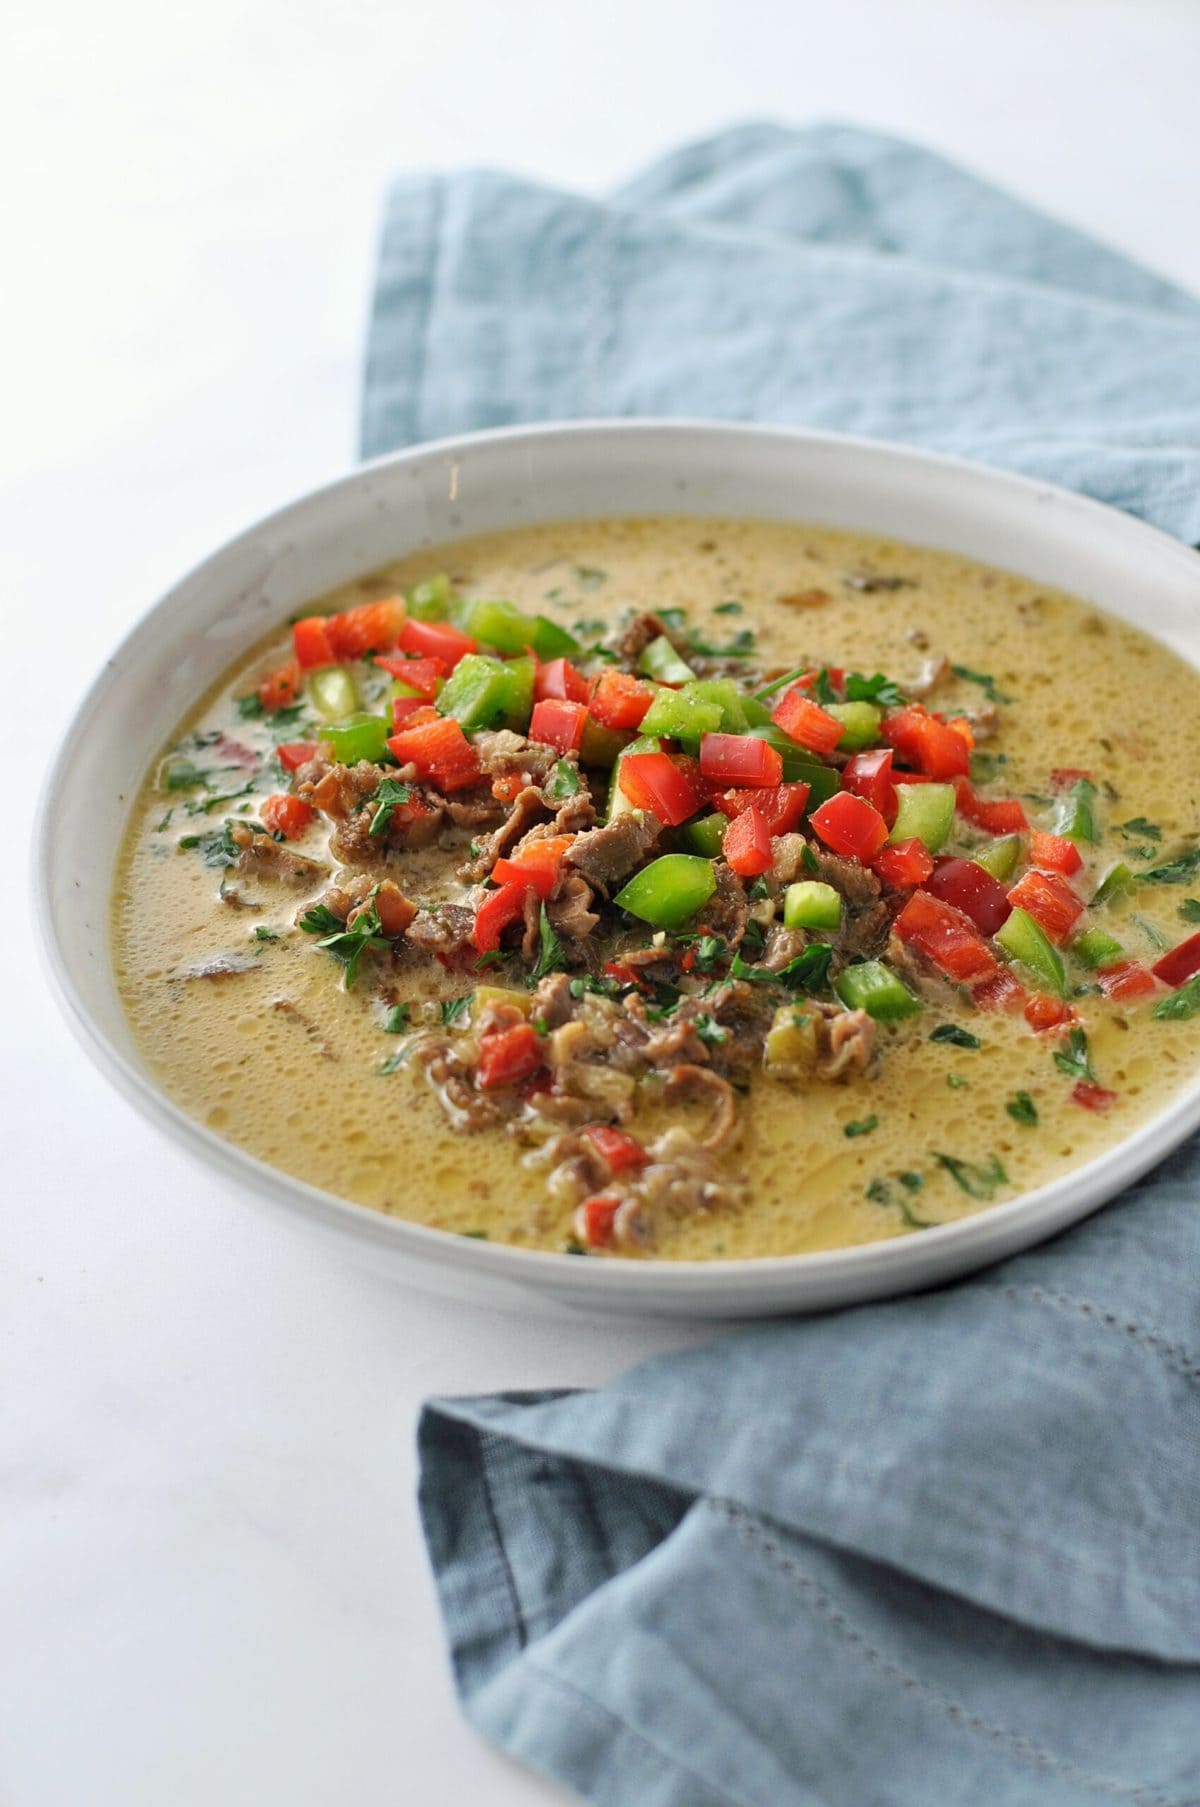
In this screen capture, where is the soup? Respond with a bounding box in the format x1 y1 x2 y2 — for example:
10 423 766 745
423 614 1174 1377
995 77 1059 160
112 517 1200 1259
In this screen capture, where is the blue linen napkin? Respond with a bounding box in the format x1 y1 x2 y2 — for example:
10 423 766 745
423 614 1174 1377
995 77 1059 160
365 125 1200 1806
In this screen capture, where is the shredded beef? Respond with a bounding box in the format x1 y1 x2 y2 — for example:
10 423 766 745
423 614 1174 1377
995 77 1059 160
457 786 549 881
474 729 560 785
565 811 661 888
809 1000 876 1079
442 789 506 830
697 862 750 947
230 822 326 885
548 872 600 940
760 924 809 972
530 972 575 1031
407 903 476 963
608 610 676 663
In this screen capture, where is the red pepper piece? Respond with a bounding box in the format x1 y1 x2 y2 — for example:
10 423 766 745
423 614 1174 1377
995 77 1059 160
1151 932 1200 990
1097 960 1161 1001
715 781 810 836
618 751 702 826
260 794 315 840
387 717 481 792
1007 869 1084 945
926 856 1011 936
972 967 1027 1012
1028 831 1083 876
1051 768 1094 790
953 777 1029 835
699 733 783 788
1024 993 1079 1034
723 805 774 877
276 740 319 773
492 834 575 899
894 889 997 982
794 666 845 695
397 616 477 669
588 668 655 730
1072 1081 1118 1112
883 704 971 779
292 616 336 670
529 698 588 754
873 837 934 890
582 1125 648 1172
391 695 426 728
327 597 406 660
257 658 302 712
473 882 531 954
535 657 591 704
841 747 897 824
574 1194 621 1248
770 688 844 756
810 791 889 861
374 654 447 700
476 1022 544 1090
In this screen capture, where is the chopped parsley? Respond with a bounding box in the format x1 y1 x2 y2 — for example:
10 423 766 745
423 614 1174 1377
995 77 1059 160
299 894 390 988
252 926 280 943
575 566 607 590
810 667 838 705
713 600 743 615
1143 846 1200 886
154 808 174 832
177 821 241 869
930 1024 981 1049
693 1013 728 1046
946 1074 968 1089
383 1003 412 1033
568 973 623 1000
378 1048 412 1075
951 664 1013 705
731 943 832 994
801 843 820 876
844 670 906 707
440 994 473 1026
1153 974 1200 1021
182 779 255 816
546 759 583 800
235 693 265 719
1052 1027 1096 1084
1117 816 1163 845
934 1152 1008 1199
1006 1090 1039 1126
368 778 413 838
572 617 606 638
844 1115 878 1138
530 905 567 982
1179 899 1200 923
1133 915 1168 951
160 757 212 791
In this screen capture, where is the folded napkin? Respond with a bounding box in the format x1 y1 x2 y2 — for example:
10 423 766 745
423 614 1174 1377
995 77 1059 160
365 125 1200 1806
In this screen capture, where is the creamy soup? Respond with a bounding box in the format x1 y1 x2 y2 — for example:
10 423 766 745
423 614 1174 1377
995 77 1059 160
113 517 1200 1259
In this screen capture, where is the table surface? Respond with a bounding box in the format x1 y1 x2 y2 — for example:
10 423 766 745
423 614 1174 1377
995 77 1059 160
5 2 1199 1801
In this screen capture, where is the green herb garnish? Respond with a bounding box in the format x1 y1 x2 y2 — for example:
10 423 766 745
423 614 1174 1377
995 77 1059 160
845 671 906 707
253 926 280 943
934 1152 1008 1199
177 820 241 868
951 664 1012 705
1006 1091 1039 1126
1179 899 1200 923
1153 974 1200 1021
713 600 743 615
300 894 390 988
694 1013 728 1046
440 993 473 1026
530 905 567 982
1052 1027 1096 1084
546 759 583 800
1143 847 1200 886
844 1115 878 1138
368 778 413 838
930 1024 981 1049
383 1003 412 1033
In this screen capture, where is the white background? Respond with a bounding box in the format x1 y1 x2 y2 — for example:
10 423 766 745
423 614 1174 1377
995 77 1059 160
4 3 1199 1802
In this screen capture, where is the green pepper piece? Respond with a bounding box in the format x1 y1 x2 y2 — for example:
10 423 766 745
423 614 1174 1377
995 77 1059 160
740 695 774 728
996 906 1066 995
681 679 750 733
973 834 1024 882
827 701 883 750
639 688 723 742
615 855 717 930
784 881 843 932
835 961 922 1020
580 716 631 768
1073 927 1125 970
320 712 391 765
495 655 535 732
605 736 662 823
309 666 360 722
436 654 515 732
1092 861 1136 906
889 782 956 853
637 635 696 686
408 573 454 620
742 726 840 803
458 597 579 660
679 812 727 858
1055 778 1099 844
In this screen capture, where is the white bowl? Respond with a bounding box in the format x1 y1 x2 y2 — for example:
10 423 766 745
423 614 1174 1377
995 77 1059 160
36 421 1200 1317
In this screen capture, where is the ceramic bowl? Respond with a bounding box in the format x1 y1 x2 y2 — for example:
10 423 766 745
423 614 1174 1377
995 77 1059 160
35 421 1200 1316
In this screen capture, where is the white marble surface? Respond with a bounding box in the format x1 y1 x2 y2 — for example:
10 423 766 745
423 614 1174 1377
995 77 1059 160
4 2 1199 1801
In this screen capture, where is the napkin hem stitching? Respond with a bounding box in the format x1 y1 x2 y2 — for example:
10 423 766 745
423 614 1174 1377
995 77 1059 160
1002 1286 1200 1385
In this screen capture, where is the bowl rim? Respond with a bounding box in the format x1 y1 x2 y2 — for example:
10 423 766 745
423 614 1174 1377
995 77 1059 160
34 416 1200 1303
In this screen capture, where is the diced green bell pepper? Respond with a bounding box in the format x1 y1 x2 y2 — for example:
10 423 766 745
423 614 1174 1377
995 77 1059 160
580 716 631 768
458 597 579 660
972 834 1024 881
681 678 750 733
408 573 454 620
605 736 662 823
1073 926 1125 969
679 812 727 858
309 666 359 721
784 881 842 932
614 854 717 930
740 695 774 728
827 701 882 750
436 653 516 732
743 726 839 802
889 781 956 852
1055 777 1098 844
996 906 1066 995
388 677 424 703
495 655 535 732
1092 861 1136 906
639 688 723 742
835 961 922 1020
637 635 696 686
320 712 391 765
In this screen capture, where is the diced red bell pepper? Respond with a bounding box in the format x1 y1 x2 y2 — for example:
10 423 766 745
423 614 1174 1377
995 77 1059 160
1051 768 1094 790
292 616 336 670
809 791 889 861
257 658 301 712
491 834 575 899
883 705 971 779
972 967 1027 1012
588 668 655 730
535 657 591 704
387 717 481 792
723 805 774 878
260 793 316 840
770 688 844 756
472 882 530 954
618 752 702 827
1028 831 1083 876
1006 869 1084 945
582 1125 648 1172
374 654 447 700
476 1022 544 1090
574 1194 621 1248
926 857 1011 936
1072 1081 1118 1112
327 597 406 660
873 837 934 890
1151 932 1200 989
699 733 783 788
276 740 319 773
391 695 426 727
1097 960 1161 1001
397 616 477 669
1024 993 1078 1034
529 698 588 755
603 959 648 990
794 665 845 695
715 781 810 835
841 748 897 824
894 890 998 982
953 777 1029 835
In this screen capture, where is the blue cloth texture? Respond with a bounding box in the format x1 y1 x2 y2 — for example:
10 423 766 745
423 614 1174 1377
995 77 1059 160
364 124 1200 1806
